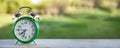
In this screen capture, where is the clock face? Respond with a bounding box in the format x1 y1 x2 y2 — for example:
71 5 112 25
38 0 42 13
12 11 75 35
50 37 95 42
14 19 36 41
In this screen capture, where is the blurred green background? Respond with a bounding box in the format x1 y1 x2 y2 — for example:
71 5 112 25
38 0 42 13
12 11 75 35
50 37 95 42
0 0 120 39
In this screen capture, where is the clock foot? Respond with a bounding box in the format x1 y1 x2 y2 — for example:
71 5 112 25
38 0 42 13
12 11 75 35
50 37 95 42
33 41 37 45
15 40 37 45
15 41 19 45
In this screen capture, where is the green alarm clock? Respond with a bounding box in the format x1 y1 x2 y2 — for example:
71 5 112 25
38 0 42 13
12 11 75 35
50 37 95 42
12 6 40 44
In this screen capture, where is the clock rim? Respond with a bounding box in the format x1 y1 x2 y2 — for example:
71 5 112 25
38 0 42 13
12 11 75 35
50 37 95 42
13 16 40 44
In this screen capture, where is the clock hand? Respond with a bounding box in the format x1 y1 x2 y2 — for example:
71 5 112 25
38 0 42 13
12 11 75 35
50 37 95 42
18 30 24 35
22 32 25 37
20 29 26 37
20 30 25 35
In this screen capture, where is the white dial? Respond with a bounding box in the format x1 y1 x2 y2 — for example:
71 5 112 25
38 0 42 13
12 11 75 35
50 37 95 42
14 20 36 41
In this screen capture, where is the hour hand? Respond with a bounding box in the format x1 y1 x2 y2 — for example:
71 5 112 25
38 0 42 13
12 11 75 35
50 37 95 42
20 31 24 35
19 29 26 35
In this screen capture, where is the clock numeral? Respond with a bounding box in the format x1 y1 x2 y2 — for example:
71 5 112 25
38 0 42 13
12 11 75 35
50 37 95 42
22 36 24 39
31 25 34 27
28 35 31 38
16 29 20 31
32 29 35 31
21 36 27 39
31 33 34 35
24 36 27 39
18 25 21 28
24 21 27 24
29 22 31 25
21 22 24 25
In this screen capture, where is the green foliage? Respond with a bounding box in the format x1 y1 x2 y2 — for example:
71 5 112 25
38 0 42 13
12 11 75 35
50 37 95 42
1 11 120 39
0 0 33 14
0 0 120 39
0 0 119 15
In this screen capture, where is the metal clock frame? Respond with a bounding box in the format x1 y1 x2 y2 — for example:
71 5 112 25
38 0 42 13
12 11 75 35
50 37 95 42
13 16 40 44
